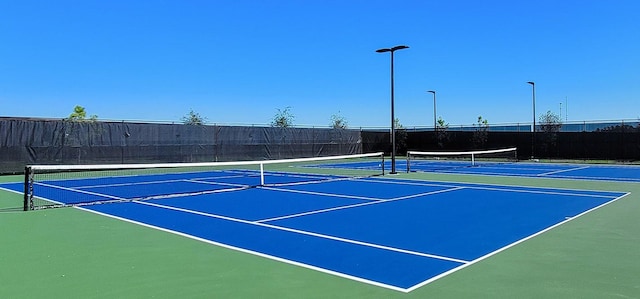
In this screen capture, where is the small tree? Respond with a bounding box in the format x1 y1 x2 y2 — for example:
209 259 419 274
436 117 450 149
539 110 562 133
330 112 348 129
539 110 562 157
271 107 294 128
393 118 408 154
182 109 207 125
63 105 98 147
471 116 489 148
66 105 97 122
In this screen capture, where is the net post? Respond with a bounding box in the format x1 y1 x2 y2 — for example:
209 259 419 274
259 163 265 185
381 154 385 175
406 152 411 173
23 166 32 211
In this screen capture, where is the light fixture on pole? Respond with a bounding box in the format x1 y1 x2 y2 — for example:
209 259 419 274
527 81 536 159
427 90 436 132
376 45 409 174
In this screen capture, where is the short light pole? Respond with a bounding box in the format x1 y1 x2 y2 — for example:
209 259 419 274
376 45 409 174
559 102 562 120
527 81 536 159
427 90 436 131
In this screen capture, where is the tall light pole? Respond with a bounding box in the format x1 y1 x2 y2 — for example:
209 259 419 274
427 90 436 131
527 81 536 159
376 45 409 174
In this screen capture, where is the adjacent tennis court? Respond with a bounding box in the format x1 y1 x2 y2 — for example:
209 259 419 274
1 154 631 292
312 148 640 182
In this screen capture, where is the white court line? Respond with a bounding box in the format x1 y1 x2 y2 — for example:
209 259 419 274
407 162 640 182
463 185 619 199
358 177 622 199
548 174 640 182
74 173 249 189
136 200 470 265
405 191 631 292
76 178 188 189
185 179 248 188
538 165 591 176
37 181 124 200
390 187 466 201
256 186 465 223
17 176 633 292
76 206 409 293
34 180 250 207
259 186 384 201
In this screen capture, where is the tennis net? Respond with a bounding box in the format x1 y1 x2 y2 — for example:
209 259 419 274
23 152 384 210
406 147 518 172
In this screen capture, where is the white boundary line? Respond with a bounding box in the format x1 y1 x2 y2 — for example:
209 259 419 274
538 165 591 176
544 174 640 182
405 191 632 292
3 175 632 292
255 186 464 223
37 181 124 200
75 206 410 293
136 200 469 264
73 173 250 189
358 177 624 199
406 163 640 183
6 182 420 292
259 186 385 201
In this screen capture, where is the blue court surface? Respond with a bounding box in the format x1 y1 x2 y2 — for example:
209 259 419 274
1 171 629 292
314 160 640 182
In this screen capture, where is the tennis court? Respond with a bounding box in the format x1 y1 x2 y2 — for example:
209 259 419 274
0 154 629 292
315 150 640 183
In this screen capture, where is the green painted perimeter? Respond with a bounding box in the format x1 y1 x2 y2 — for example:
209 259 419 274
1 169 639 298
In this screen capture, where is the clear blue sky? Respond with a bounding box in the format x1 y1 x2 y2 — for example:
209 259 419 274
1 0 638 128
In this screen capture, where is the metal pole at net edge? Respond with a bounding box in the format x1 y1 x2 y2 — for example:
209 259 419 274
260 163 265 185
23 166 31 211
406 153 410 173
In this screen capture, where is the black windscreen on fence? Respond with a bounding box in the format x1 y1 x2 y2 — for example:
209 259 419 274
0 118 362 174
361 130 640 162
2 118 639 174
